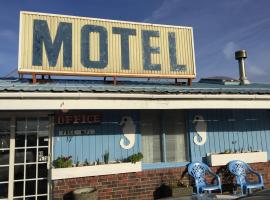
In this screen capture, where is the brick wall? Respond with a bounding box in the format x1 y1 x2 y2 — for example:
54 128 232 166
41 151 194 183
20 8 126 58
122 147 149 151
52 162 270 200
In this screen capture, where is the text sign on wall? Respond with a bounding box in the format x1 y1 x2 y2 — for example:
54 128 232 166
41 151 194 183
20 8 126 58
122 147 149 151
55 113 101 125
19 12 196 78
55 113 101 136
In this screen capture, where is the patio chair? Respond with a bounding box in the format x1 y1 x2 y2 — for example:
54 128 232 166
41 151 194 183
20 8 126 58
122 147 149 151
228 160 264 195
188 162 222 194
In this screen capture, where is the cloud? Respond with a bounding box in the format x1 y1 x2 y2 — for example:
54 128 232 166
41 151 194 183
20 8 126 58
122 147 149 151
248 64 266 76
144 0 182 22
223 41 239 60
0 29 17 42
197 17 270 59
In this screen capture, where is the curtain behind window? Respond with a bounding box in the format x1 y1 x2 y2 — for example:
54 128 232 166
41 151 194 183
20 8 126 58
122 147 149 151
141 110 162 163
163 110 187 162
141 110 187 163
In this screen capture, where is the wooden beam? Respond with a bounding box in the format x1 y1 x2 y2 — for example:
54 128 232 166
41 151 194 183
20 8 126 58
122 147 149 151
113 76 117 86
32 73 36 84
188 78 192 86
18 70 196 79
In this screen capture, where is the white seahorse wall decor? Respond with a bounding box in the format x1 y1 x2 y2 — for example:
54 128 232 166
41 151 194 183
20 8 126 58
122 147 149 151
193 115 207 145
119 116 136 149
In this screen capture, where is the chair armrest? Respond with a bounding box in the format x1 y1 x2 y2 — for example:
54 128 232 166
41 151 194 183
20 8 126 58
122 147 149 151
195 179 200 194
208 171 221 186
216 174 222 187
247 167 264 185
207 168 217 177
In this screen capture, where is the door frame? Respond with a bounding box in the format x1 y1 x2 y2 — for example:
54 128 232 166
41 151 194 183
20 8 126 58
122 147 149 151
0 111 53 200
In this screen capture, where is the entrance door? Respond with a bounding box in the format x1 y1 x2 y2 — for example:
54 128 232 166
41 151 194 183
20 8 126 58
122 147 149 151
0 116 50 200
0 118 10 200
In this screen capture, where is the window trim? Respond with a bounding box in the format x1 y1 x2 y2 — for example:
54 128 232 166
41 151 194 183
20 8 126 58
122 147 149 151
141 110 190 168
142 161 189 170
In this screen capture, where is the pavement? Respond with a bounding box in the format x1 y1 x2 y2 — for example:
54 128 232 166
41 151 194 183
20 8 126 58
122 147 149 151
160 194 241 200
158 188 270 200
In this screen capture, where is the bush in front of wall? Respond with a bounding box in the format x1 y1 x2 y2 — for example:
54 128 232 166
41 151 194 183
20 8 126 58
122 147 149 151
123 152 143 163
53 156 73 168
103 150 109 164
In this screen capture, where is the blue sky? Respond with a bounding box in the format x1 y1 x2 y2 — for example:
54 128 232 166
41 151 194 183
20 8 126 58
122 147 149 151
0 0 270 82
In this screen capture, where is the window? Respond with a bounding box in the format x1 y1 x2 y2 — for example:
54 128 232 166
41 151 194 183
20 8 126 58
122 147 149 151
141 110 187 163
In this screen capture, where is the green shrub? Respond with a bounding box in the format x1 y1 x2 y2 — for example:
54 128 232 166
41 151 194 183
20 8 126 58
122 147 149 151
103 151 109 164
53 156 73 168
123 152 143 163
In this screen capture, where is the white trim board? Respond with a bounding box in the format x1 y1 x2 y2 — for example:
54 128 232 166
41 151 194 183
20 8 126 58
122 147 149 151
207 152 268 166
1 93 270 110
51 162 142 180
1 99 270 110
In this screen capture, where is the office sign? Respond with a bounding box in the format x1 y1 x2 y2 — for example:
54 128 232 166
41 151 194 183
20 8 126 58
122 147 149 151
19 11 196 78
55 113 101 125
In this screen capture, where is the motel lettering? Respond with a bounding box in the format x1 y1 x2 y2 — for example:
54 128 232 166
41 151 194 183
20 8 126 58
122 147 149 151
32 20 185 71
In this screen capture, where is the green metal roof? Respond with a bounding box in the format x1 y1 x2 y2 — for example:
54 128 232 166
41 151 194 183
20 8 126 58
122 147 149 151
1 78 270 95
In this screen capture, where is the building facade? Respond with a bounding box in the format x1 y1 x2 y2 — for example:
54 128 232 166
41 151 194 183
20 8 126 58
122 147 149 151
1 78 270 199
1 11 270 200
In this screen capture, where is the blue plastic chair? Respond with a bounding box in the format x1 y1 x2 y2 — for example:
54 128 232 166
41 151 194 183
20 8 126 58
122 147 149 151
228 160 264 195
188 162 222 194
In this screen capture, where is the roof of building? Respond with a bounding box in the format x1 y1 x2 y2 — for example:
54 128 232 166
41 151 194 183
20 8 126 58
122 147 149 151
1 78 270 95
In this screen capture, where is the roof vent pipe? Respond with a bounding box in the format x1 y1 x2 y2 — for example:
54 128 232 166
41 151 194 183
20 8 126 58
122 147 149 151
235 50 250 85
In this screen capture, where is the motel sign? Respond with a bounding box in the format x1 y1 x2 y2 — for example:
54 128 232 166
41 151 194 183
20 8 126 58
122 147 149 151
19 12 196 79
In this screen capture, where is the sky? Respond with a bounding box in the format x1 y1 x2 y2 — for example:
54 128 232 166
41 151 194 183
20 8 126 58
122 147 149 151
0 0 270 83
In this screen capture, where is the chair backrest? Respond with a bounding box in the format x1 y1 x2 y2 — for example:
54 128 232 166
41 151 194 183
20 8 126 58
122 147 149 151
228 160 248 185
188 162 210 187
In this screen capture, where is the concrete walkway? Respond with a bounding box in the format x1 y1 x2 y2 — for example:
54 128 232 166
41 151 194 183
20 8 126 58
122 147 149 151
160 194 241 200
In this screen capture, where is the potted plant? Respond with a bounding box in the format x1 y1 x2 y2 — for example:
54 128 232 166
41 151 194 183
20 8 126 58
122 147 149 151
53 156 73 168
103 151 109 164
122 152 143 163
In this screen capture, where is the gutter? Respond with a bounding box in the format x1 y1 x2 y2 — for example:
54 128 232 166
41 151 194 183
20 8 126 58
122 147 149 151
1 92 270 110
1 92 270 100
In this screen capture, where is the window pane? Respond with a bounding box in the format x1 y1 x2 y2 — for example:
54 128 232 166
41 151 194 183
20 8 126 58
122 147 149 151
38 180 47 194
27 133 37 147
39 117 49 132
26 164 36 179
0 183 8 198
15 149 25 164
38 148 48 162
164 110 187 162
0 119 10 149
0 150 9 165
16 118 26 132
0 134 10 149
26 180 36 195
16 119 26 147
141 110 162 163
37 196 47 200
38 164 47 178
26 149 36 163
14 181 24 196
0 166 8 182
0 119 10 133
14 165 24 180
27 118 38 132
38 135 48 146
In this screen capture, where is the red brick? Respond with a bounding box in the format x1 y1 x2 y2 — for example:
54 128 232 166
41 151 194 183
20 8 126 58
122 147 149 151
52 161 270 200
